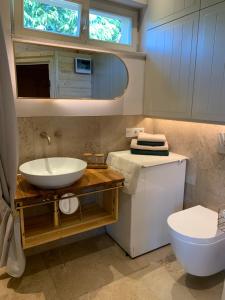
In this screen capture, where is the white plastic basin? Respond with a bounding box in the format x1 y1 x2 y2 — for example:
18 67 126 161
19 157 87 189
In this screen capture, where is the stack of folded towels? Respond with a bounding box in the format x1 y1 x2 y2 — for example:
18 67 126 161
130 133 169 156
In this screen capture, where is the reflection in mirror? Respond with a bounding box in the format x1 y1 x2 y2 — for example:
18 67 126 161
14 42 129 100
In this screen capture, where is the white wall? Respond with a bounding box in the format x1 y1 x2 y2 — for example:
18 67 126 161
0 1 17 98
0 1 145 117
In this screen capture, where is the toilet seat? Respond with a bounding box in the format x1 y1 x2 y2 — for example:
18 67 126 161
167 205 225 245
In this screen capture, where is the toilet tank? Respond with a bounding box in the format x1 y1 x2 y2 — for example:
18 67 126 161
107 153 187 258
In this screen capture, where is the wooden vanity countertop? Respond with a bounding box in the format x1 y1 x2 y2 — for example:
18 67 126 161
15 168 124 204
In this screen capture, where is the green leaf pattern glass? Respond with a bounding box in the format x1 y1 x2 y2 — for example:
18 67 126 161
23 0 81 37
89 13 122 44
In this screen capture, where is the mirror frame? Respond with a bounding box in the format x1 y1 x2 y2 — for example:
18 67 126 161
11 36 146 118
13 40 129 101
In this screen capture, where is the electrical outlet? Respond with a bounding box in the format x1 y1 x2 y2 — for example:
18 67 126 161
126 128 145 138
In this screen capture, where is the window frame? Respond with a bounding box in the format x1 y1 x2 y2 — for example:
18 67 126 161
13 0 139 52
13 0 89 44
89 8 132 46
89 0 138 51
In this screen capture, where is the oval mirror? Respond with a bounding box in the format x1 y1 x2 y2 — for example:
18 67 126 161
14 42 129 100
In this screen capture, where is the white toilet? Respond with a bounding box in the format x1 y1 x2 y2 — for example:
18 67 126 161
167 205 225 276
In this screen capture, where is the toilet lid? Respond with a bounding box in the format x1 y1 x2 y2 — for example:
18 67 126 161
167 205 224 244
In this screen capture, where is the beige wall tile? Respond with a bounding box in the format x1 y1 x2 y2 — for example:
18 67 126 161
99 116 153 154
17 116 153 165
153 118 225 210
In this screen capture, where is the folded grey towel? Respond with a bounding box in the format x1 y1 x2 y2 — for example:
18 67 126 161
137 141 165 147
131 139 169 151
131 148 169 156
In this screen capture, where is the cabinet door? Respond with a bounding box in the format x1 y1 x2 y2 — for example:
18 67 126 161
144 13 199 119
192 2 225 122
201 0 224 9
145 0 200 29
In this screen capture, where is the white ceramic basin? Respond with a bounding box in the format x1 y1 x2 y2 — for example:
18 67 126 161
19 157 87 189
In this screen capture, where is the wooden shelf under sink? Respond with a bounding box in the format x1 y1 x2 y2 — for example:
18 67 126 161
15 168 124 249
23 203 117 249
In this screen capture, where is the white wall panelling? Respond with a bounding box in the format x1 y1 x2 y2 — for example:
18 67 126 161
144 12 199 119
192 2 225 121
142 0 200 30
201 0 225 9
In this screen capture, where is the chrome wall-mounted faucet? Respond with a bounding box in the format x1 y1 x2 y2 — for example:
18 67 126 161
40 132 51 145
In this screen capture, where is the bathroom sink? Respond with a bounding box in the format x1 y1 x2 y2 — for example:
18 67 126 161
19 157 87 189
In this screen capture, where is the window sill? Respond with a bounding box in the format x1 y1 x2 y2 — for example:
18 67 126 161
12 34 146 59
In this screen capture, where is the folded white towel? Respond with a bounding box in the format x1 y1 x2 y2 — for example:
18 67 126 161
138 133 166 143
131 139 169 151
107 150 187 194
106 153 141 195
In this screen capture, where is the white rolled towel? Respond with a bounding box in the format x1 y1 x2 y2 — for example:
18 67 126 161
138 133 166 143
131 139 169 151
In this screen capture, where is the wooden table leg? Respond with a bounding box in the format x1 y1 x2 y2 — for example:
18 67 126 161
113 188 119 220
19 206 26 248
54 201 59 227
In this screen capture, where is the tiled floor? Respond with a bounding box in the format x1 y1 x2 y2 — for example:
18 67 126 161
0 234 224 300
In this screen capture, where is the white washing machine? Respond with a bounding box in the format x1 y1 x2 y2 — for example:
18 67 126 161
106 152 187 258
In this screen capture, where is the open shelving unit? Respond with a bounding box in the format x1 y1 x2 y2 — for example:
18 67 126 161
15 169 124 249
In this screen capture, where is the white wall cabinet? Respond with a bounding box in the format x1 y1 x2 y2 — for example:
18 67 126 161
143 0 200 30
144 13 199 119
201 0 224 9
192 2 225 122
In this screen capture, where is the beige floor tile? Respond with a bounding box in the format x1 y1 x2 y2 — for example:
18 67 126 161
79 275 160 300
174 269 225 300
134 260 225 300
0 234 224 300
134 245 175 273
42 235 150 299
0 254 58 300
